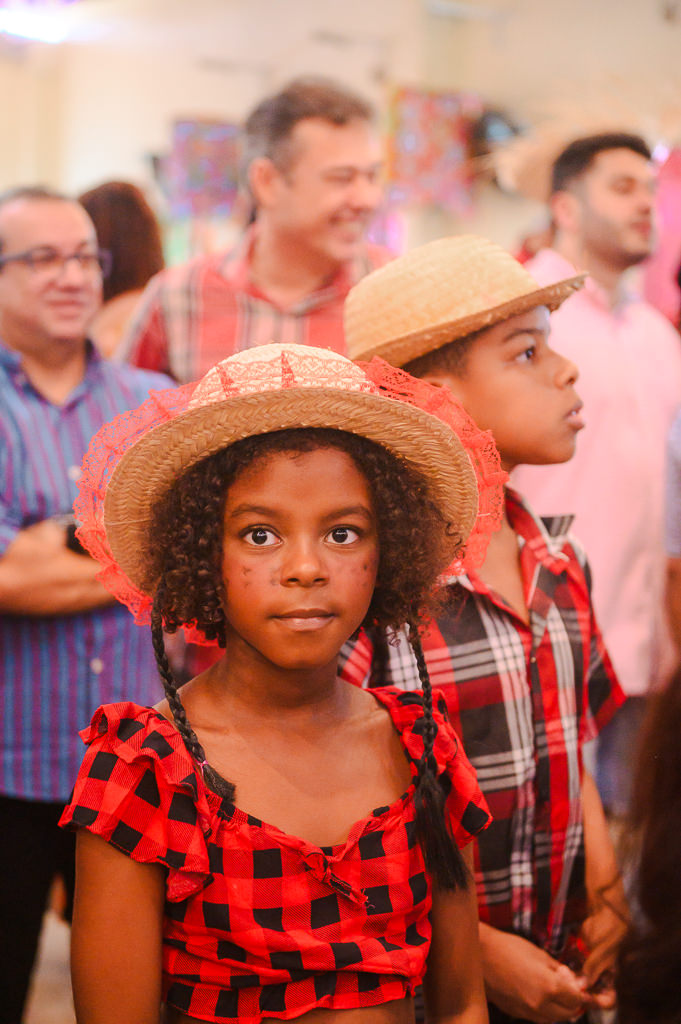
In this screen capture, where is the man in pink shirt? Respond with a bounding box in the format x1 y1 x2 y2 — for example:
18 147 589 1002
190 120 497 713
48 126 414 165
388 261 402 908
513 133 681 815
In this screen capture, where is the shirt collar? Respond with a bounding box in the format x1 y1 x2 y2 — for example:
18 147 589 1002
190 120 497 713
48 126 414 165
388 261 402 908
446 486 575 593
217 226 254 287
532 247 637 313
217 224 372 312
0 336 103 402
504 486 575 568
0 338 21 372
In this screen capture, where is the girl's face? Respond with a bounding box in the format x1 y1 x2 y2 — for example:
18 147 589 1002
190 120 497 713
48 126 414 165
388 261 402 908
220 446 379 672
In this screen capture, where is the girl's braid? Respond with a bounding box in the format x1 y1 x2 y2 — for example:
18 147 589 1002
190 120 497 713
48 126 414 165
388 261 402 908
412 636 438 771
151 588 234 801
409 627 468 891
367 626 390 689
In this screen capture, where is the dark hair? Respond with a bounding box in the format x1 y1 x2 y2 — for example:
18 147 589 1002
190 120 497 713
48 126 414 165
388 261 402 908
615 667 681 1023
0 186 69 255
149 427 468 890
403 330 484 380
78 181 164 303
242 77 374 180
551 132 652 195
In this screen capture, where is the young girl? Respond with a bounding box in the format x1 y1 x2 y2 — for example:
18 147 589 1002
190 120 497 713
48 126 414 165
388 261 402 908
60 343 504 1024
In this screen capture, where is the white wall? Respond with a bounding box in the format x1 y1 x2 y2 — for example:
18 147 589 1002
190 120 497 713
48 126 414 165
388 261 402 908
0 0 679 249
53 0 425 195
0 42 62 189
424 0 681 120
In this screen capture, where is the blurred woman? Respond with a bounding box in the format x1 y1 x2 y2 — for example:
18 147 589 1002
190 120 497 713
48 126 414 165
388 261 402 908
616 667 681 1024
79 181 164 357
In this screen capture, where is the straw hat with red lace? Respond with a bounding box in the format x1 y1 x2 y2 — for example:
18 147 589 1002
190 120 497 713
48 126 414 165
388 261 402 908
74 342 506 633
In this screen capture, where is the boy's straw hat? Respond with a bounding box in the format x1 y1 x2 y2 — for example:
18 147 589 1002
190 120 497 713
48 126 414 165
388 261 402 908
75 343 506 614
344 235 585 367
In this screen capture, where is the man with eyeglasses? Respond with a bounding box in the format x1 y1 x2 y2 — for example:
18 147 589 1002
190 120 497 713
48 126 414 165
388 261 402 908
0 186 172 1022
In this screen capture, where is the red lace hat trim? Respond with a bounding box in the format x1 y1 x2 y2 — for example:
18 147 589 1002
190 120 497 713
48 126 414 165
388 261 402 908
359 359 506 577
74 352 506 644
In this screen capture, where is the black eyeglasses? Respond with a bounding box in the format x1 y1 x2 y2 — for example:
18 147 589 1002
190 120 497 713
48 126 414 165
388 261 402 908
0 246 112 278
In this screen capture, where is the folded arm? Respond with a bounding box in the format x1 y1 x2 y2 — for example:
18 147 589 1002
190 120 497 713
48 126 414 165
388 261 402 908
0 520 113 615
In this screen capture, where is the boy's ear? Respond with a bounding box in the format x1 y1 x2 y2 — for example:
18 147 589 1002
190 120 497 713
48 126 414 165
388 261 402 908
420 370 467 403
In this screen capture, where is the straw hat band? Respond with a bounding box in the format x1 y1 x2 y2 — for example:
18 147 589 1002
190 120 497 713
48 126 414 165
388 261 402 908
104 387 479 592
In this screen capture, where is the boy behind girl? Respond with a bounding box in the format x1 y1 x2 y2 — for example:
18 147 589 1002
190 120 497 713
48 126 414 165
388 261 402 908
343 236 627 1024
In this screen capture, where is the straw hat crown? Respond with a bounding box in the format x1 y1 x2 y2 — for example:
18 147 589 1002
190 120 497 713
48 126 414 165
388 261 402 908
345 235 584 367
187 343 376 408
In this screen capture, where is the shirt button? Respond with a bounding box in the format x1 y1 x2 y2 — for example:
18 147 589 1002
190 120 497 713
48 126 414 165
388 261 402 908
90 658 104 674
68 465 81 481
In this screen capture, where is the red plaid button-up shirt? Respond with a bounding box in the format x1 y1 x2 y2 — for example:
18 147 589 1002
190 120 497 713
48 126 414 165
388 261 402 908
120 228 391 383
341 489 625 957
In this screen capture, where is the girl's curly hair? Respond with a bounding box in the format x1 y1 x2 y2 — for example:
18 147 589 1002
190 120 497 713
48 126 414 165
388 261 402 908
148 427 469 890
149 427 460 641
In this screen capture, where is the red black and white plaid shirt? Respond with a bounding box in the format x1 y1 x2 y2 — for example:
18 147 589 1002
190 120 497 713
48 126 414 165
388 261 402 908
119 227 391 383
341 489 625 958
60 687 489 1023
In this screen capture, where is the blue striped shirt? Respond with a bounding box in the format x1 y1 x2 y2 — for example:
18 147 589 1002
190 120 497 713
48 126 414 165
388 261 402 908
0 340 173 801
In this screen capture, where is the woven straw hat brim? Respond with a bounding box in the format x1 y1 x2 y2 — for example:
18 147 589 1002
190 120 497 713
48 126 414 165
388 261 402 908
349 274 585 367
104 387 479 593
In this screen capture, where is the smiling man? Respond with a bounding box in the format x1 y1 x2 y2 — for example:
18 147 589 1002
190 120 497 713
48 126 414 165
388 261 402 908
0 186 171 1022
513 133 681 818
120 77 389 381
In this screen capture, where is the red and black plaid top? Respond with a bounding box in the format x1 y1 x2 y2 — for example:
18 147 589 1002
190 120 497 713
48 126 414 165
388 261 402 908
60 686 490 1023
341 491 625 959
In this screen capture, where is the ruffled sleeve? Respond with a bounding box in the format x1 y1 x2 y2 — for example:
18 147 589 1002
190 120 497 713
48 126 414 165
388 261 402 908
373 687 491 848
60 702 213 901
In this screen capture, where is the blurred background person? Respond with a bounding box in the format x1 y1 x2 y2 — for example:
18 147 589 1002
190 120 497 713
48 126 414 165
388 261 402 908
0 186 170 1022
119 76 388 382
512 132 681 819
78 180 164 358
116 76 389 682
615 666 681 1024
664 406 681 650
640 147 681 326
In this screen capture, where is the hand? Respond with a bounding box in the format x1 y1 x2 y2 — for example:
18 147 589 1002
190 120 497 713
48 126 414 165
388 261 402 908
480 925 588 1023
579 887 629 1010
0 518 111 615
23 517 72 553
